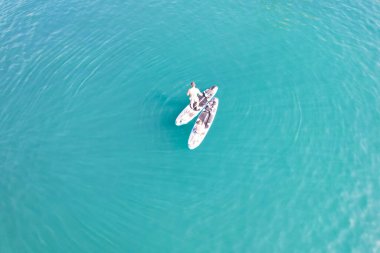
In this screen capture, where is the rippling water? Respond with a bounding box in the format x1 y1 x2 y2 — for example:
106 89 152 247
1 1 380 252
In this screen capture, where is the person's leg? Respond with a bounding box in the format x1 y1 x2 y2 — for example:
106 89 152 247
193 101 198 109
190 97 199 110
190 98 197 109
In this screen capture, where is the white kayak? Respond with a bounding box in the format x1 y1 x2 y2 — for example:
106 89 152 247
188 97 219 150
175 86 218 126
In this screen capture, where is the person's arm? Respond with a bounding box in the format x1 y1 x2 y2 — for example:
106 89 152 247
187 89 190 96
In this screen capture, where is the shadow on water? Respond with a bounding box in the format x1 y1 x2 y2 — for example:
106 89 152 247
145 89 185 123
142 88 192 149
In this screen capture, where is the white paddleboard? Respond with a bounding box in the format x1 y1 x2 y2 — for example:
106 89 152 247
188 97 219 149
175 85 218 126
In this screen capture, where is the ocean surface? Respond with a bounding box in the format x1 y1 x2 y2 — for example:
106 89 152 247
1 1 380 252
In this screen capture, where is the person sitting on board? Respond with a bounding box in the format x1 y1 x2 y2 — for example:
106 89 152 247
187 82 202 109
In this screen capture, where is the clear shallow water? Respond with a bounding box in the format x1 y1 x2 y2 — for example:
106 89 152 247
1 1 380 252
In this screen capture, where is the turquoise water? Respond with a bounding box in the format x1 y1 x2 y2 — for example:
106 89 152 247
1 0 380 252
